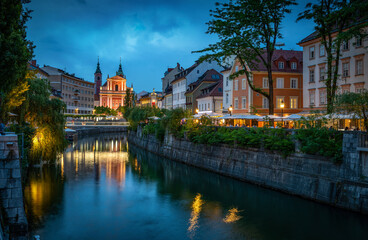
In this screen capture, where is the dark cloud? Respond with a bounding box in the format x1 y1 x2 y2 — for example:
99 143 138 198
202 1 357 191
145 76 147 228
26 0 315 92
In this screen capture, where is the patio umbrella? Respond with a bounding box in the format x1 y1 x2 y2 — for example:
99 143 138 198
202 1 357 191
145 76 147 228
283 114 302 120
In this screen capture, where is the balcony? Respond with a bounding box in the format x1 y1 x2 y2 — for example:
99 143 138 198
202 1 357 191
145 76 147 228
74 89 80 95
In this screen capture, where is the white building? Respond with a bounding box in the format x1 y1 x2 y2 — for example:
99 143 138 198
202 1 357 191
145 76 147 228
298 28 368 111
222 68 233 113
161 63 182 109
171 61 224 109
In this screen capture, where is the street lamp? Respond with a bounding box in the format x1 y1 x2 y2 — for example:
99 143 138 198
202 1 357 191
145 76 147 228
280 100 284 126
195 108 199 114
228 105 233 116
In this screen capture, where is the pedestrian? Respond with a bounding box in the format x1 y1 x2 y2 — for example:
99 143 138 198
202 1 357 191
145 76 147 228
0 121 5 135
345 126 349 131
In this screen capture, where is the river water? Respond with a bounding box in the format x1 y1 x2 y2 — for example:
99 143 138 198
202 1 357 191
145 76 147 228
23 133 368 240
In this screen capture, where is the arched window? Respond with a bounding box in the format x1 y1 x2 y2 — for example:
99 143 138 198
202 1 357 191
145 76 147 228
97 76 100 81
115 85 119 91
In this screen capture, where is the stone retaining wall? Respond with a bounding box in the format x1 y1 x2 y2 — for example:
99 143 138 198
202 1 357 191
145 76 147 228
0 135 28 240
68 126 128 136
128 129 368 214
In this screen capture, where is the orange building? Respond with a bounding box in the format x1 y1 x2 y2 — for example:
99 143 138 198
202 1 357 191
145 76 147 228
231 50 303 116
99 61 133 109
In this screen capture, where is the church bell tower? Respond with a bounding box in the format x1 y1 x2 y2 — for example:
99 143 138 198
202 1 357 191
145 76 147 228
94 57 102 101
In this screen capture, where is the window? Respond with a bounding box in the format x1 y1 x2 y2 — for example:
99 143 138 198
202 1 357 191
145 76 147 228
181 92 185 99
319 45 325 57
309 46 315 59
319 67 326 81
242 78 247 90
356 37 362 47
226 77 229 87
342 62 349 77
309 91 315 105
242 97 246 109
234 80 238 91
197 70 199 74
319 90 327 105
207 103 210 110
234 98 239 109
276 97 285 109
235 66 239 72
290 78 298 89
262 97 269 109
226 93 229 104
278 62 284 69
309 68 315 83
290 97 298 109
356 88 363 93
263 78 269 88
291 62 297 70
356 59 363 75
115 85 119 91
276 78 284 88
342 40 349 50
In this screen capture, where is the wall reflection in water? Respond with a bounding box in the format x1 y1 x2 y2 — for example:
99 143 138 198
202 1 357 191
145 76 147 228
24 133 129 230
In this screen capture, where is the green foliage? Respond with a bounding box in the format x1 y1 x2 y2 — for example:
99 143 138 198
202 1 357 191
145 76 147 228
0 0 34 121
296 127 343 163
94 106 117 116
127 106 164 131
15 78 68 164
334 90 368 131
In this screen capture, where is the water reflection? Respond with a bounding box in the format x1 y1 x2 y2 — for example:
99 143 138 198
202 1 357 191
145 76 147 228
223 208 242 223
23 133 368 240
188 193 204 238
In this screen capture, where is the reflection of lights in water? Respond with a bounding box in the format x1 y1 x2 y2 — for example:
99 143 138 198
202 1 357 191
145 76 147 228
223 208 242 223
61 155 64 178
188 193 204 237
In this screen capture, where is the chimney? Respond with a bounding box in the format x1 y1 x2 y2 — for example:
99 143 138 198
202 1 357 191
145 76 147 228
31 60 37 66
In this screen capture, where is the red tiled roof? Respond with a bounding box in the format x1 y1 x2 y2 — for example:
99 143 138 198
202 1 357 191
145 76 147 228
249 49 303 73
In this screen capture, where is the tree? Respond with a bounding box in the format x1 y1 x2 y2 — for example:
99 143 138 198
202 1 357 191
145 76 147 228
0 0 34 121
298 0 368 114
194 0 296 115
334 90 368 131
14 77 67 163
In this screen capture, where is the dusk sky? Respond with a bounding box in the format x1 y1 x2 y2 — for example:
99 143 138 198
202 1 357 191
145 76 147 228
27 0 315 93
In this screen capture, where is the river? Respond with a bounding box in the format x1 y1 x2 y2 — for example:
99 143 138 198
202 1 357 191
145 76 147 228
23 133 368 240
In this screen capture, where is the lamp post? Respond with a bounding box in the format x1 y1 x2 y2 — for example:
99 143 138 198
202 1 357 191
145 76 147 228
280 100 284 127
195 108 199 114
228 105 233 116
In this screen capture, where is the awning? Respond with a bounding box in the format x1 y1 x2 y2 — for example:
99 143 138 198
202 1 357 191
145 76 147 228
283 114 303 120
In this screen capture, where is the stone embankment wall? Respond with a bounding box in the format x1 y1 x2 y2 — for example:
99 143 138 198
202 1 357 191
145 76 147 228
128 129 368 214
0 134 28 240
69 126 128 136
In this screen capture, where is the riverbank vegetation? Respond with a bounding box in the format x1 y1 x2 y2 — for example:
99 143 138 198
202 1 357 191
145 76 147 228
0 1 67 165
126 106 343 162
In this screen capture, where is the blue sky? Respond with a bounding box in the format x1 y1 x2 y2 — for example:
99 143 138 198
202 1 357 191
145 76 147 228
26 0 315 93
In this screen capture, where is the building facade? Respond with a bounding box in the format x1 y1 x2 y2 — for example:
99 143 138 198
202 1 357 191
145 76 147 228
162 63 182 109
197 80 224 115
42 65 95 114
99 61 132 109
231 50 303 116
222 68 233 113
298 28 368 111
185 69 222 114
171 61 224 109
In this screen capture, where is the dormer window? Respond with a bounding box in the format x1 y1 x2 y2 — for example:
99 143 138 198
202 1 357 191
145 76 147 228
278 62 284 69
291 62 297 70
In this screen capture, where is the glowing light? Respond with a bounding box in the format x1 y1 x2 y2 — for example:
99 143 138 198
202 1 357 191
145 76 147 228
188 193 204 237
223 208 242 223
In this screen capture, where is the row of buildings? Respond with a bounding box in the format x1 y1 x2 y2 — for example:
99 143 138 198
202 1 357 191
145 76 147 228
28 59 133 115
144 27 367 117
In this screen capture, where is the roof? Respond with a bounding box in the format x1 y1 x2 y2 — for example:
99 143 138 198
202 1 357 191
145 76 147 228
171 62 199 84
298 19 368 45
197 80 223 99
186 69 223 94
248 49 303 73
42 65 93 84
